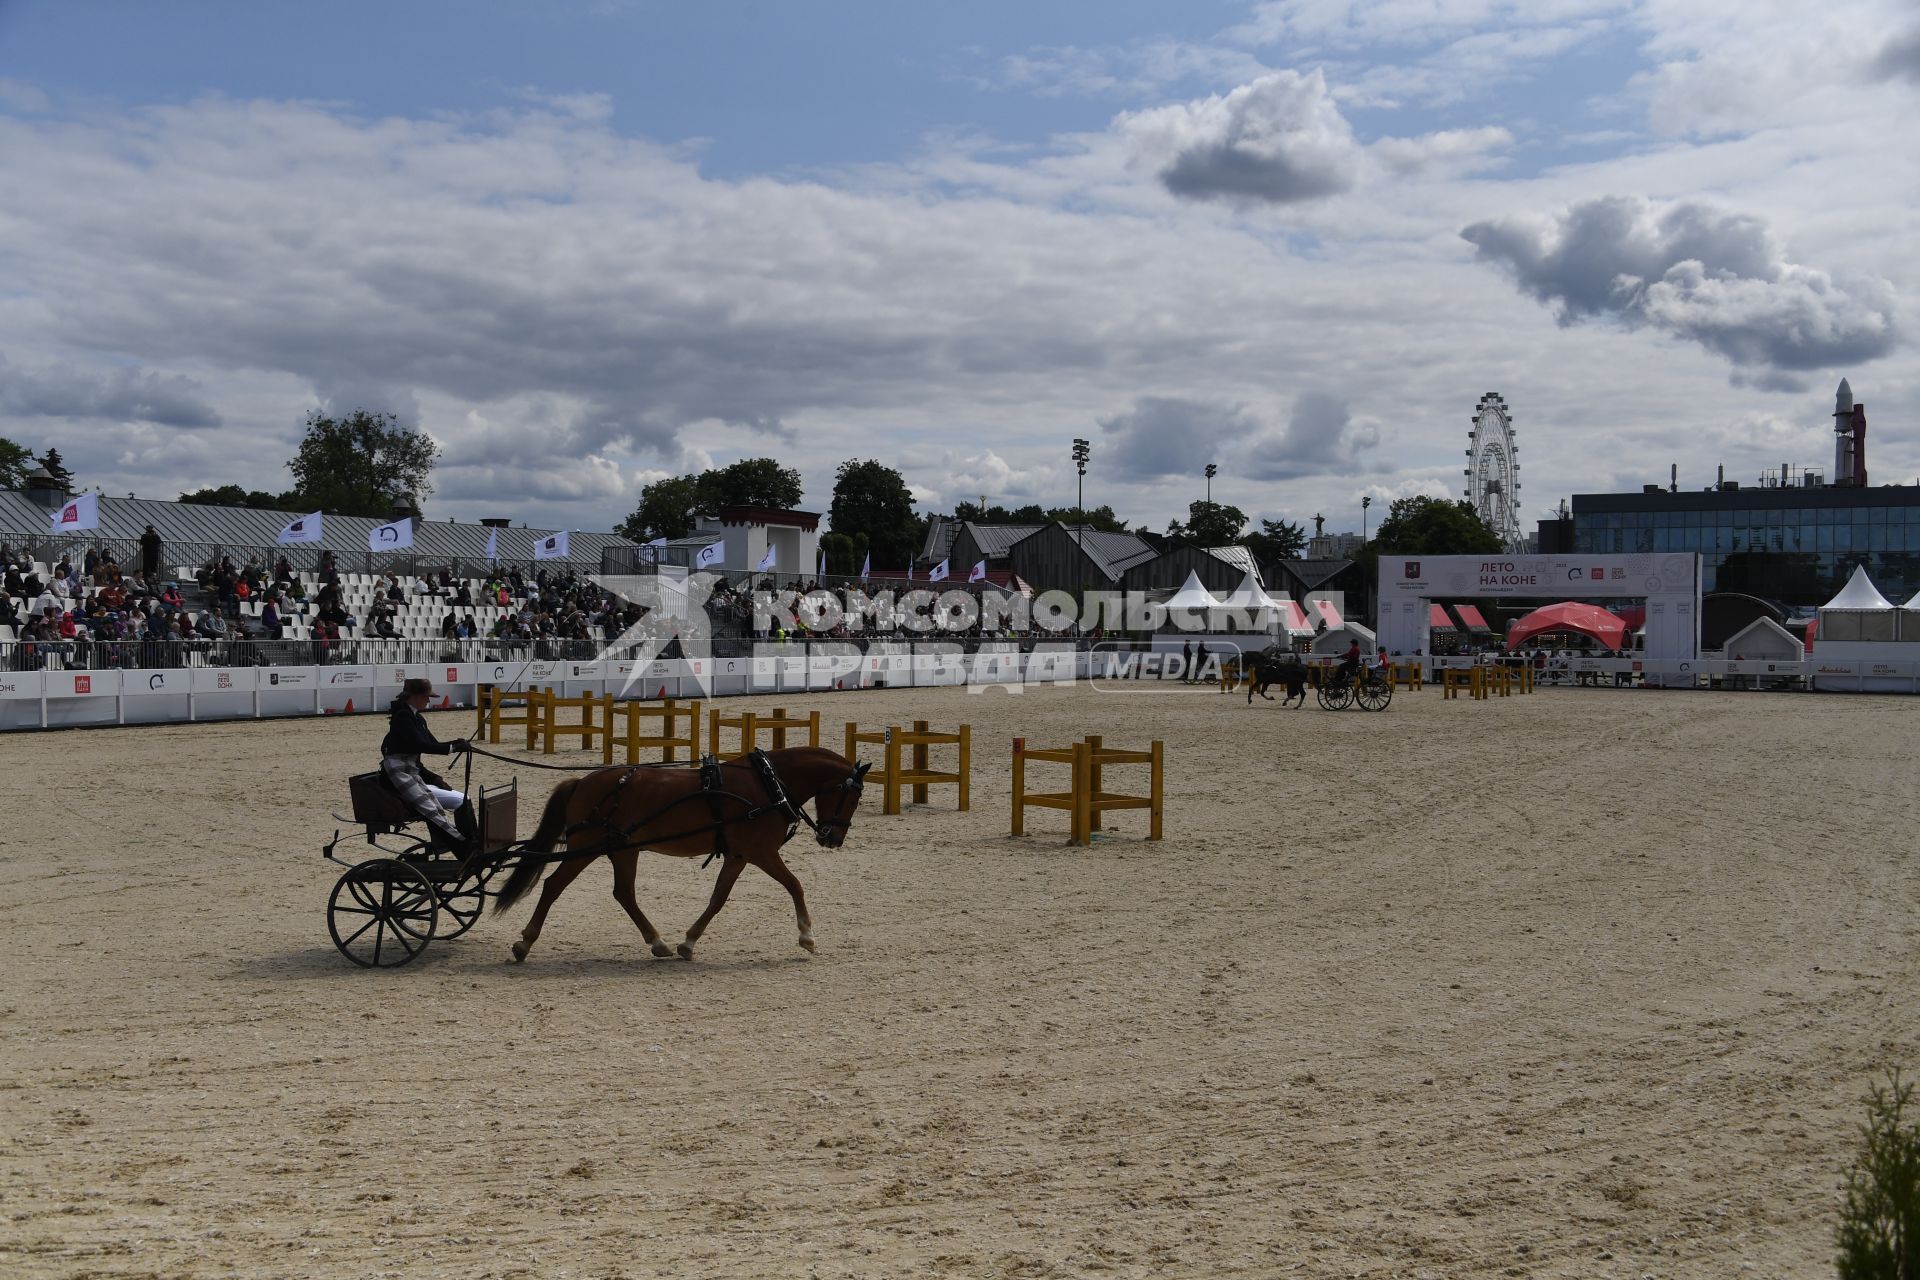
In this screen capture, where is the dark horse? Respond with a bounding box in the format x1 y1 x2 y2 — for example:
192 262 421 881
492 747 871 963
1244 649 1307 705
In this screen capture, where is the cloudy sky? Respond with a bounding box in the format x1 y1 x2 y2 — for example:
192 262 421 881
1 0 1915 537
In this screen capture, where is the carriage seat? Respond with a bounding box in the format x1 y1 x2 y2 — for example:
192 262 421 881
348 770 415 831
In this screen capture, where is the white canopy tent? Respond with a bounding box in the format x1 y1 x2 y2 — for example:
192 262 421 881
1819 564 1899 643
1163 570 1223 611
1822 564 1895 610
1904 587 1920 611
1720 615 1803 660
1309 621 1377 657
1218 570 1284 632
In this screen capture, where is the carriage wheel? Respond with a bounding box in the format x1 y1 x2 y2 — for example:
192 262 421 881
328 859 439 968
1318 680 1353 710
434 860 497 939
1355 676 1394 712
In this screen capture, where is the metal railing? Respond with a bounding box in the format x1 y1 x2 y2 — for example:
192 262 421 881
0 632 1100 672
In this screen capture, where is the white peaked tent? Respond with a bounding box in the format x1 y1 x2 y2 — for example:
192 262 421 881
1819 564 1900 643
1220 570 1283 630
1721 615 1803 660
1904 587 1920 611
1164 570 1223 611
1822 564 1894 610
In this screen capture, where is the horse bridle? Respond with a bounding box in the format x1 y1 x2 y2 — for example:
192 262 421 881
787 760 871 846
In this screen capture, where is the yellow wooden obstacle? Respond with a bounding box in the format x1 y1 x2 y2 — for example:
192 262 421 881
844 720 971 815
708 705 821 760
606 697 702 764
1441 667 1487 700
478 683 541 744
1389 660 1424 691
527 688 614 754
1011 734 1163 846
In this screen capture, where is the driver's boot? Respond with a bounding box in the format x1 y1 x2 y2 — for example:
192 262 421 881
452 801 480 859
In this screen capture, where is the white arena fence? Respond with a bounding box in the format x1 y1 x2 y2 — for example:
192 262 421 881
0 641 1905 732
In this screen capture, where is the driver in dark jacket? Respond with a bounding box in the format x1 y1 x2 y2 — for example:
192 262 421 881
381 677 477 855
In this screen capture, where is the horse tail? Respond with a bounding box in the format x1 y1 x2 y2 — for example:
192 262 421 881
492 777 578 913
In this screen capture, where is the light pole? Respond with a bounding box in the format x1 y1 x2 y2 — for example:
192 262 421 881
1362 495 1372 544
1072 438 1090 633
1204 462 1217 508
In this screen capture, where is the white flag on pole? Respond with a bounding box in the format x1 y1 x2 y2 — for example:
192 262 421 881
367 517 414 551
818 547 826 577
533 530 570 560
968 560 987 583
276 512 324 545
695 540 725 570
756 545 777 572
929 558 950 582
860 552 870 581
50 493 99 532
485 527 500 564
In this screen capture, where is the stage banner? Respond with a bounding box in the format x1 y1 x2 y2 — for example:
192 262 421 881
192 667 258 693
0 671 45 699
50 670 120 697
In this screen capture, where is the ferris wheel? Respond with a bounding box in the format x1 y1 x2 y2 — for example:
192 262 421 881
1466 392 1523 551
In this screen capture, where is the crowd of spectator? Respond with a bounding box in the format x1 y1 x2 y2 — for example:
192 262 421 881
2 532 230 670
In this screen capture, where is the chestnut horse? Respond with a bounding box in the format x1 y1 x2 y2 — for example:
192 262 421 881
492 747 870 963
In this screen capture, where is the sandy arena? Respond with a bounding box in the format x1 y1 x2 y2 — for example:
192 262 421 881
3 681 1916 1278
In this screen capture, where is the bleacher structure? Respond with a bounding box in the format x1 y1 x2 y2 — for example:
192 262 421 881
4 564 588 668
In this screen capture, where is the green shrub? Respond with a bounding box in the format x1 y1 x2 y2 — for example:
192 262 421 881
1837 1068 1920 1279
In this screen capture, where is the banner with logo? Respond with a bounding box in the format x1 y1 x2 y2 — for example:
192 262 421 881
696 540 725 570
0 671 45 700
756 545 777 572
928 559 950 582
276 512 324 545
51 493 100 532
368 518 414 551
192 667 257 693
533 530 570 560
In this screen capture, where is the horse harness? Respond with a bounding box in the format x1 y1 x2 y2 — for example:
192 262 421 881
562 749 866 867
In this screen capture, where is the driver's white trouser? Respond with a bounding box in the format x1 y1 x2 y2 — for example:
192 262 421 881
381 755 464 843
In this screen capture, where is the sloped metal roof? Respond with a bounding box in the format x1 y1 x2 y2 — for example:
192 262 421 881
962 522 1046 558
1 491 633 566
1205 544 1260 579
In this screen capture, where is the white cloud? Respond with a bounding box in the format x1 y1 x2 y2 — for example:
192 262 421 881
1462 196 1900 381
1118 70 1363 204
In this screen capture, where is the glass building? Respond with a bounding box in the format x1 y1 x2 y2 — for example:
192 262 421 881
1565 484 1920 605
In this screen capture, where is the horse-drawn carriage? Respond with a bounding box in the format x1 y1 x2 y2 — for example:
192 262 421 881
321 746 871 969
1315 663 1394 712
322 770 522 967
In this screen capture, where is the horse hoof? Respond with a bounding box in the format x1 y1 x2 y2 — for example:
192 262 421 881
510 941 528 963
650 941 673 959
798 935 817 953
675 943 695 961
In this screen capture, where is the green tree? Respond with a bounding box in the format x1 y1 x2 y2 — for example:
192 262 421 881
953 500 1046 525
1836 1068 1920 1280
829 459 921 569
1370 495 1504 557
696 457 804 511
0 436 35 490
819 531 865 577
286 409 438 518
1046 504 1129 532
1167 500 1248 547
1241 517 1306 564
617 474 703 542
180 484 296 510
38 448 74 488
